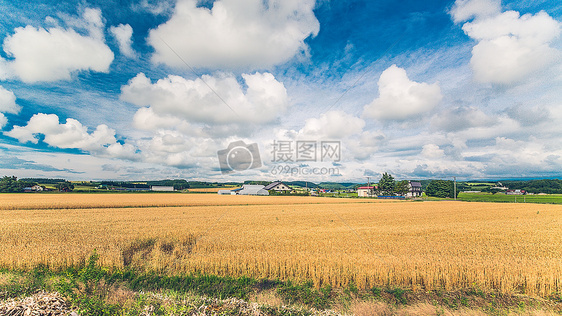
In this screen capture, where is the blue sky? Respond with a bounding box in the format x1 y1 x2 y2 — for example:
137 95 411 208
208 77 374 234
0 0 561 182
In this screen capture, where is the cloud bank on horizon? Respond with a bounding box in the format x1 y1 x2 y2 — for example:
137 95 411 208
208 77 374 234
0 0 561 182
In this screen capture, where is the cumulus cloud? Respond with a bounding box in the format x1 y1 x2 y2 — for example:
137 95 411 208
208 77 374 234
363 65 443 121
299 111 365 139
431 106 495 132
467 137 559 171
148 0 319 70
450 0 501 23
0 114 6 129
451 0 562 84
132 0 175 15
348 130 386 160
121 72 289 125
110 24 135 58
421 144 445 159
0 58 10 80
134 131 220 169
0 86 20 130
132 107 187 131
505 104 550 126
0 86 20 115
1 8 114 83
4 113 136 159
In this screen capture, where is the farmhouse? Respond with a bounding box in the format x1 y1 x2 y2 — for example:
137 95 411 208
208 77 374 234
506 189 526 195
23 185 43 193
406 181 423 198
264 181 292 193
231 185 269 196
357 186 375 197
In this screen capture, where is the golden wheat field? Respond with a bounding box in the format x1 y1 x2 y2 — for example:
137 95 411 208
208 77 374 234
0 193 561 297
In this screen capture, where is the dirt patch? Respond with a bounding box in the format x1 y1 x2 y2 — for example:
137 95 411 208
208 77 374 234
0 291 77 315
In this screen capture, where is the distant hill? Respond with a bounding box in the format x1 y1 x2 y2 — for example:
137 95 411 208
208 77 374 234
285 181 320 188
21 178 67 184
189 181 242 188
318 182 357 190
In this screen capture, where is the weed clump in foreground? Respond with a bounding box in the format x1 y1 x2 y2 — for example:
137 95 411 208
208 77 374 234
276 281 333 310
55 251 120 315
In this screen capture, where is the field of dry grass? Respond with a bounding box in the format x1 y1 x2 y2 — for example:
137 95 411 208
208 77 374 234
1 193 561 297
0 193 377 210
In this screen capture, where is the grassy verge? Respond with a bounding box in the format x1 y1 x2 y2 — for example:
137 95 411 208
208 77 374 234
458 192 562 204
1 253 561 315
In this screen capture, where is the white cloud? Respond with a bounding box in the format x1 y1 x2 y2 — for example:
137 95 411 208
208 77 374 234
505 104 550 126
0 114 7 130
431 106 495 132
0 58 10 80
0 86 20 115
4 113 136 159
121 72 289 125
452 0 562 84
348 130 386 160
299 111 365 139
1 8 114 83
450 0 501 23
463 137 562 174
133 107 186 131
421 144 445 159
148 0 319 70
110 24 135 58
132 0 175 15
0 86 20 130
363 65 443 121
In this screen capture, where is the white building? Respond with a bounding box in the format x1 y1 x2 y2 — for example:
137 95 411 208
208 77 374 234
23 185 44 192
357 186 375 197
405 181 423 198
263 181 292 193
151 186 175 192
232 185 269 196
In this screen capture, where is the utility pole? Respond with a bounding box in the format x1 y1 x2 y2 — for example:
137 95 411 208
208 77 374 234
453 176 457 201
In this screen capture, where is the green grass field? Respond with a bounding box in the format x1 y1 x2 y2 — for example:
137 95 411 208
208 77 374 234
458 192 562 204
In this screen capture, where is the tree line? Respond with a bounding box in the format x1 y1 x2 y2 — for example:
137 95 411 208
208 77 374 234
363 173 459 198
0 176 74 193
501 179 562 194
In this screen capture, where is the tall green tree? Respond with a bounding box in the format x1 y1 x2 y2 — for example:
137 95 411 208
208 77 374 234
378 172 395 195
0 176 20 192
395 180 410 196
426 180 458 198
56 181 74 192
0 176 37 193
